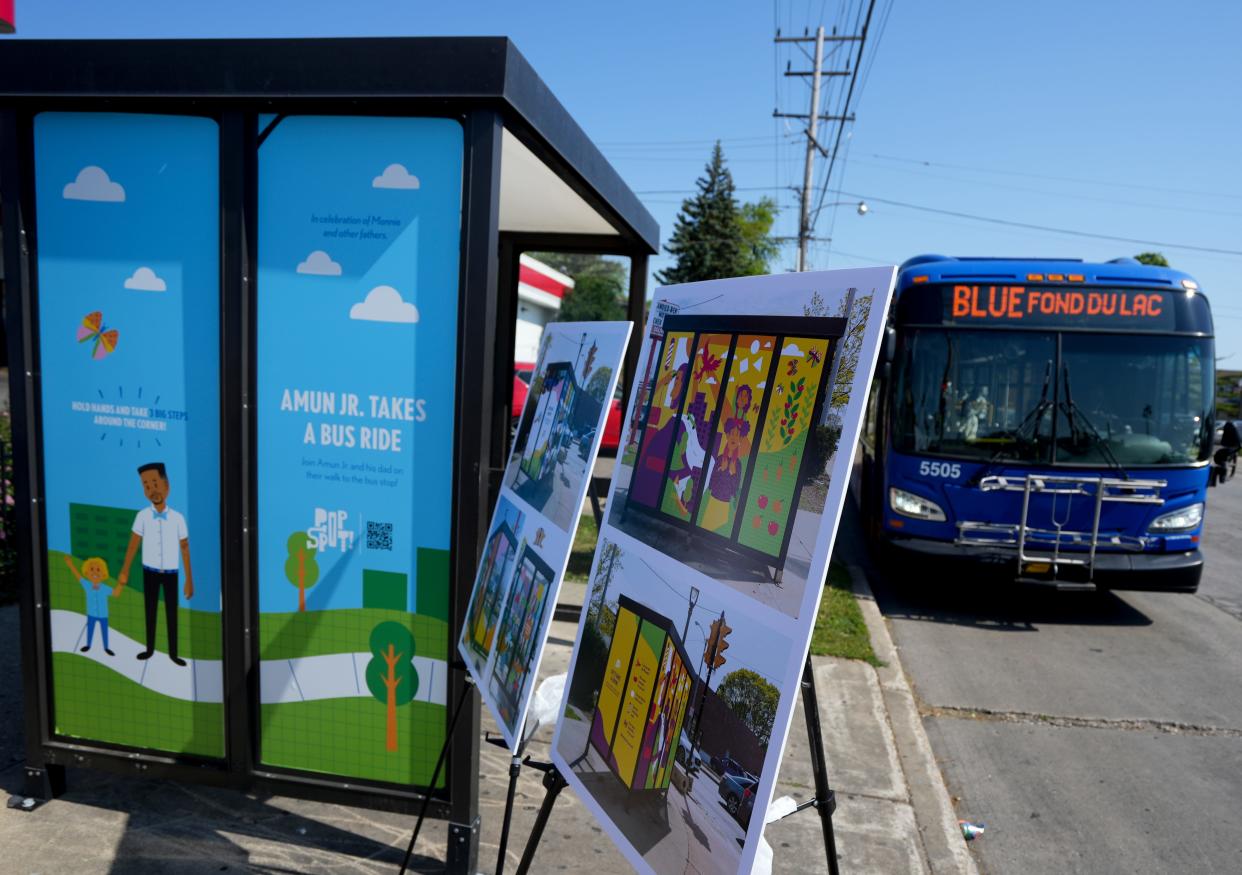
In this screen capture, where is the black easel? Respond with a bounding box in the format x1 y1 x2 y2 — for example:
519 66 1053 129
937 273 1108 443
485 714 546 875
793 656 841 875
513 757 568 875
514 655 841 874
398 674 474 875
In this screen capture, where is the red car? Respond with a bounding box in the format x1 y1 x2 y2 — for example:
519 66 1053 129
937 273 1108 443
513 360 621 454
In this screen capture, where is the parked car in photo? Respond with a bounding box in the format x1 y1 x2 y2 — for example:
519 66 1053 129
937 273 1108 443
709 753 748 779
511 359 622 453
718 772 757 828
676 730 705 771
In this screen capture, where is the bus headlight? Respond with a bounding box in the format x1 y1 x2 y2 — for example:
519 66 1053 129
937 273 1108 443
890 487 947 521
1149 503 1203 532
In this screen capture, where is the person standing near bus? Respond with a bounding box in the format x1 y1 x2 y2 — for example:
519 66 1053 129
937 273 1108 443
115 462 194 666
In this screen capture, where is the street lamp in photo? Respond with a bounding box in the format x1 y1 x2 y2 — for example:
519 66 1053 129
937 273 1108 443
682 585 699 643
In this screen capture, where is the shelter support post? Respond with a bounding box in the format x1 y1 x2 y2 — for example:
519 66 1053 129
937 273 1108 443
1 109 62 803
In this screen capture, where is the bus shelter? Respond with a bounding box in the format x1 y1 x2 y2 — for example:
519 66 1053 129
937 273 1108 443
585 595 694 795
0 37 656 873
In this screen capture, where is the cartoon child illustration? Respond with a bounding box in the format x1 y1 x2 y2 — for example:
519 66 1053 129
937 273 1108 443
115 462 193 666
63 555 119 656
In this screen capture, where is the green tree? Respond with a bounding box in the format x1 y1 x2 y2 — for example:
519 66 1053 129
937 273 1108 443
284 532 320 613
586 540 624 644
527 252 630 323
1134 252 1170 267
530 252 628 286
366 621 419 752
656 142 750 284
805 289 875 411
558 272 627 322
737 196 781 276
716 668 780 748
585 365 614 402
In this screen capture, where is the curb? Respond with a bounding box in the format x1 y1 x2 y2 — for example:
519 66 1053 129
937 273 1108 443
847 565 979 875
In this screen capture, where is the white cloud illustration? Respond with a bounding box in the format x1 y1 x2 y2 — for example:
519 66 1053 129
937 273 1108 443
750 339 761 354
705 377 718 385
123 266 166 292
63 166 126 202
297 250 342 276
781 342 805 357
372 163 421 190
350 285 420 324
737 357 749 374
758 380 768 389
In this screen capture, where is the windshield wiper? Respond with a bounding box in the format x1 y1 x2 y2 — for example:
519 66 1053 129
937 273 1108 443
984 359 1053 464
1061 364 1128 479
966 361 1053 486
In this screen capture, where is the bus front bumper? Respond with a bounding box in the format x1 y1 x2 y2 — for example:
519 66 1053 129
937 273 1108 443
882 533 1202 593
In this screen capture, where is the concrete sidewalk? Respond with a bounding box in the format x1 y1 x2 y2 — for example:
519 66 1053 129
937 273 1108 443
0 570 972 873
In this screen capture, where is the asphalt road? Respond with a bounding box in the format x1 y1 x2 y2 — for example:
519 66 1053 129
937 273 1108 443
854 479 1242 874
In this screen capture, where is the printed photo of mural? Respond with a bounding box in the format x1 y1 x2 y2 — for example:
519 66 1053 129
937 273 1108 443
556 269 897 875
555 536 791 875
33 112 225 758
465 321 631 751
611 316 843 615
254 114 463 788
459 497 524 677
487 543 555 736
504 324 632 533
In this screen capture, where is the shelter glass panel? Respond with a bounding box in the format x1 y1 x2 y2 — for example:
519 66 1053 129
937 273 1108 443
33 111 224 758
254 115 463 788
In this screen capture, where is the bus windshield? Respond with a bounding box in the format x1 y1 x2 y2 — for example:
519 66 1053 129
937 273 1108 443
1056 334 1212 465
893 329 1214 466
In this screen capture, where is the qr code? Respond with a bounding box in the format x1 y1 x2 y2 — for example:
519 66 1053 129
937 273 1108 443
367 521 393 551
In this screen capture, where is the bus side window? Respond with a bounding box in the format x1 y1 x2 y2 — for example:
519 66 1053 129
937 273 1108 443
864 378 880 451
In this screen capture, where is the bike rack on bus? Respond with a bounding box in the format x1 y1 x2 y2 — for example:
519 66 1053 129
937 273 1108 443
956 474 1166 588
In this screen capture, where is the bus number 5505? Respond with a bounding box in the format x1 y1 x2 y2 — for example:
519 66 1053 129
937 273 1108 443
918 460 961 479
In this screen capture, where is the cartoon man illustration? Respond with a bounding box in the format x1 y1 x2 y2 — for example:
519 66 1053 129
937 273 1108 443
116 462 193 666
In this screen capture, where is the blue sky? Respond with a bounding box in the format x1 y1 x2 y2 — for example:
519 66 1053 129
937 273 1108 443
8 0 1241 361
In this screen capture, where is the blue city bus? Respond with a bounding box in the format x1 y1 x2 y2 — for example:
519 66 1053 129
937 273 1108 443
858 255 1221 591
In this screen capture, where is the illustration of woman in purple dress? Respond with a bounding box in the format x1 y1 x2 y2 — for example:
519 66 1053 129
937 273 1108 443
698 384 755 532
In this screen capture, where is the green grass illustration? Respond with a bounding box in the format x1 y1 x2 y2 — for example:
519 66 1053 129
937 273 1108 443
51 652 225 757
260 697 446 787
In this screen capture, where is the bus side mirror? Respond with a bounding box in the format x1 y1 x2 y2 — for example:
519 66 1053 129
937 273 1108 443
883 327 897 364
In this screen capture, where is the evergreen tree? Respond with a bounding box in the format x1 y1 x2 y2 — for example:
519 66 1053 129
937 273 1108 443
1134 251 1170 267
656 143 750 284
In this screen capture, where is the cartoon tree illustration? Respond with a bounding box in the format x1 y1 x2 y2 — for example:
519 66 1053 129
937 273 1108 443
284 531 320 612
366 621 419 752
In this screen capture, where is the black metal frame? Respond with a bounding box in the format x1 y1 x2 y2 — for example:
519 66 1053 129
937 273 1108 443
624 314 847 573
0 37 656 874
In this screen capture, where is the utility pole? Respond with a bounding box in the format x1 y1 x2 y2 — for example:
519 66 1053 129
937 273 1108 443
798 27 825 273
774 4 876 271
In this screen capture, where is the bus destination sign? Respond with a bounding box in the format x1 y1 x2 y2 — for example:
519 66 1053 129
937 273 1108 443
946 284 1178 330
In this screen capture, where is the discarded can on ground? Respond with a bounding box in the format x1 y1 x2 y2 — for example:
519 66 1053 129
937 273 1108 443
960 820 986 841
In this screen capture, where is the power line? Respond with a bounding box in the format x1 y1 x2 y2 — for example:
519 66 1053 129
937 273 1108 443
867 152 1242 200
827 188 1242 256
